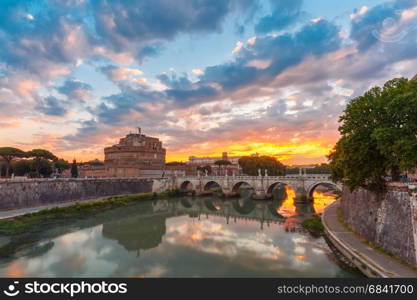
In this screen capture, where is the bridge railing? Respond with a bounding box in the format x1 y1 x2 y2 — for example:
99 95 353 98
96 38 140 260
180 174 331 180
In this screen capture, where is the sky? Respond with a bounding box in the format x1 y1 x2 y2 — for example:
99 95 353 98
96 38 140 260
1 0 417 165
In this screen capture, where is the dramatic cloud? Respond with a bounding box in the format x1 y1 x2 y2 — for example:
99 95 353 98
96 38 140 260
1 0 417 164
67 19 341 139
90 0 258 59
164 19 341 103
36 96 68 116
255 0 304 33
56 78 92 102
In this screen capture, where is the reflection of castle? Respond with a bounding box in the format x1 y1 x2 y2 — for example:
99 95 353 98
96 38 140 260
102 215 166 256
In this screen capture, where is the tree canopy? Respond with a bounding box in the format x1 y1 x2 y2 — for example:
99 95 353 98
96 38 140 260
197 165 212 175
238 156 285 176
214 160 232 166
0 147 69 178
54 159 71 173
328 77 417 191
213 160 232 175
26 149 58 161
286 163 331 174
26 149 58 177
0 147 26 177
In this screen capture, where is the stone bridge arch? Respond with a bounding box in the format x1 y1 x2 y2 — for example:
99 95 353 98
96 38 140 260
266 181 290 198
306 181 341 198
232 181 254 193
179 180 194 191
171 175 341 200
203 180 223 192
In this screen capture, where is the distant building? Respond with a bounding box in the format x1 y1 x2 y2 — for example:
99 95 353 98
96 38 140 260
286 165 317 169
104 128 166 177
187 152 242 175
78 160 107 178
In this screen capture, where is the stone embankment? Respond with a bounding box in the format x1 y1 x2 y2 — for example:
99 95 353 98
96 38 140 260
323 183 417 277
0 178 154 211
340 184 417 268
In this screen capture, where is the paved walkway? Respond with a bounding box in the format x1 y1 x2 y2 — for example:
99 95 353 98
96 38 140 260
0 195 130 220
323 201 417 277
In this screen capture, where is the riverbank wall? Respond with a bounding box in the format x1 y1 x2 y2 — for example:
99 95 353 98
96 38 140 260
340 184 417 267
0 178 154 211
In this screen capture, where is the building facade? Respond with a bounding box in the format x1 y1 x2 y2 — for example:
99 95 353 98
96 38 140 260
187 152 242 175
104 128 166 177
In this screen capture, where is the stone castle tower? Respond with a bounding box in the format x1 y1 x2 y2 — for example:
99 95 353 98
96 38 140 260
104 128 166 177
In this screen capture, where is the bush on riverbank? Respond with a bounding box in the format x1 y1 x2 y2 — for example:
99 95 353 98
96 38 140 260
302 215 324 236
0 190 181 236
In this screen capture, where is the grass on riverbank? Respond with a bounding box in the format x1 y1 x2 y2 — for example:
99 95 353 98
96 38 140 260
0 189 182 236
301 215 324 237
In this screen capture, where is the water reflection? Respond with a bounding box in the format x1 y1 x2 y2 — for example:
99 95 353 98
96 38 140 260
0 192 347 278
102 215 166 256
311 190 337 214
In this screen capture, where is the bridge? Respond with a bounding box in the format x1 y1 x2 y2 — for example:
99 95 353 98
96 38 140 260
153 174 341 200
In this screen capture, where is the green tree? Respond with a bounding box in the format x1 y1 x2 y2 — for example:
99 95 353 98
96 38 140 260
285 164 331 175
33 159 53 178
11 160 32 176
214 160 231 175
329 77 417 191
309 163 331 174
26 149 58 177
54 159 71 174
238 156 285 176
197 165 212 175
71 159 78 178
0 147 26 177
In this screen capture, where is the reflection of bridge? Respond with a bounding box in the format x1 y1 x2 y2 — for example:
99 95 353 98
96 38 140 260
102 196 316 254
177 197 316 229
164 174 341 200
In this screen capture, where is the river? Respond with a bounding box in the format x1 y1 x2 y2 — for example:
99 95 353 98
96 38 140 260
0 187 356 277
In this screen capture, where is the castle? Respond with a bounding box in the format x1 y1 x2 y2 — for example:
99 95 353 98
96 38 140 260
104 128 167 177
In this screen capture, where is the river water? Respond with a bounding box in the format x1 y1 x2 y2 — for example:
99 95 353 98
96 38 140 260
0 188 356 277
